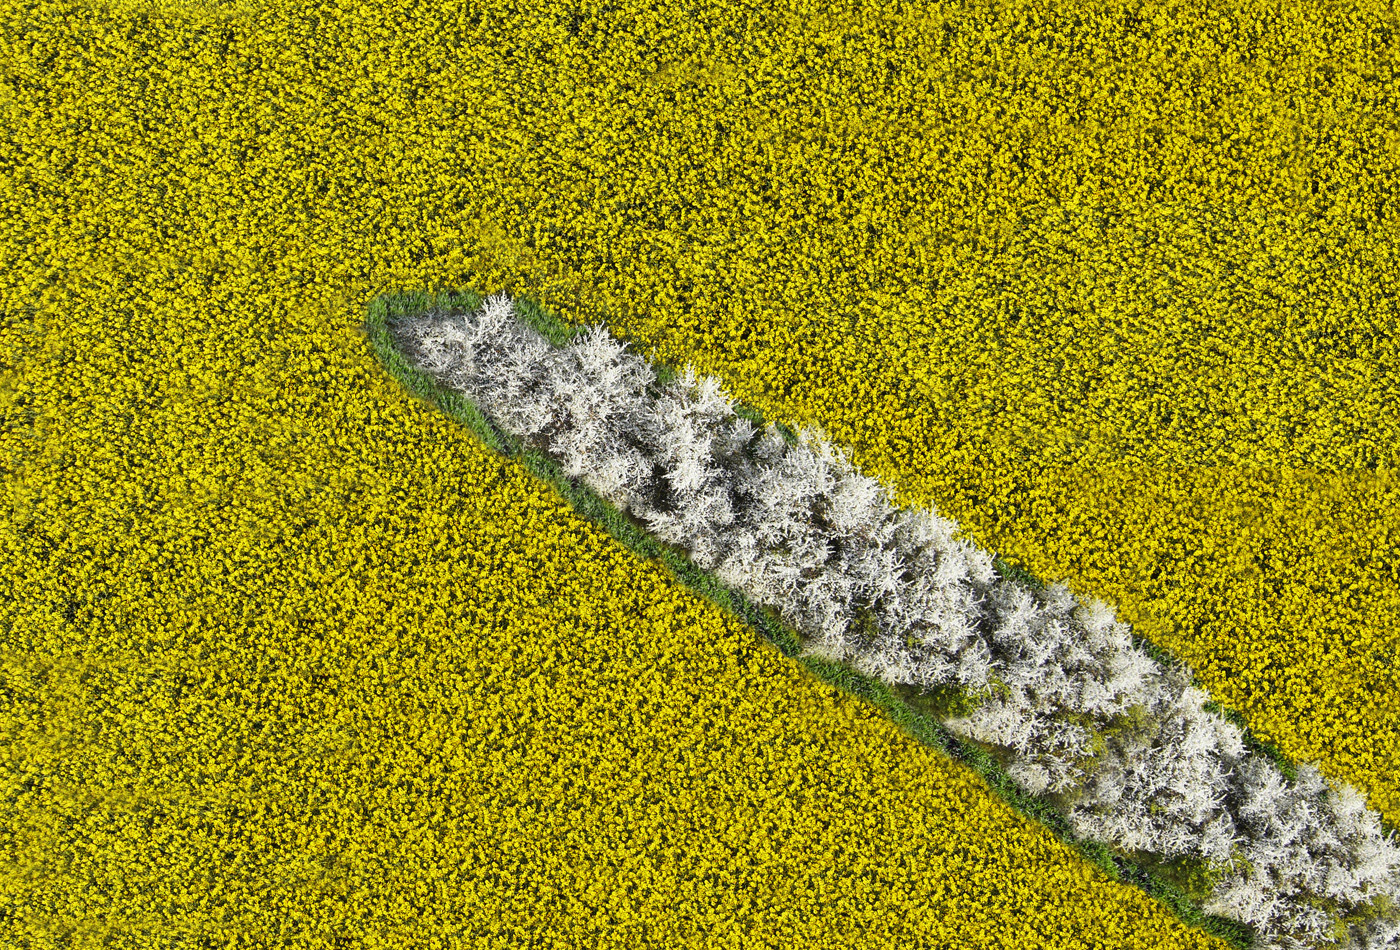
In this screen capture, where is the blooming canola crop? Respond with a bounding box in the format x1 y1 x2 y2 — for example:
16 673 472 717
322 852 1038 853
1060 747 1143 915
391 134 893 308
5 0 1398 946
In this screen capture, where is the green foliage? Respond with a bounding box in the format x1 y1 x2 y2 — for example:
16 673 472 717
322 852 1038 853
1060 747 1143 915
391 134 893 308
993 554 1047 592
732 402 768 429
906 682 994 720
1134 853 1232 906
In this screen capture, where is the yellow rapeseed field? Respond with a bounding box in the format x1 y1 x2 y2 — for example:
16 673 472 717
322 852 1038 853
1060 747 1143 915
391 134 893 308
1 0 1392 945
0 283 1221 945
561 0 1400 826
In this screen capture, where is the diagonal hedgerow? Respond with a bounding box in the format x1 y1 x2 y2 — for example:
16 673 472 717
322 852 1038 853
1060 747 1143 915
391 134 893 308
369 287 1400 950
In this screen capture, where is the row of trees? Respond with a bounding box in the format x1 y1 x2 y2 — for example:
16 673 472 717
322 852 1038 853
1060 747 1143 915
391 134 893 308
394 292 1399 950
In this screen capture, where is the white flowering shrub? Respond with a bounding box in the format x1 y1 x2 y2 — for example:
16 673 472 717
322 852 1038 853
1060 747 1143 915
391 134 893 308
1205 759 1400 949
394 293 1400 949
631 365 750 569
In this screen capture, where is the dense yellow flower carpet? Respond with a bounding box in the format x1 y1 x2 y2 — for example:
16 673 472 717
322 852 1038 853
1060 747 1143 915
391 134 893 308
1 0 1394 945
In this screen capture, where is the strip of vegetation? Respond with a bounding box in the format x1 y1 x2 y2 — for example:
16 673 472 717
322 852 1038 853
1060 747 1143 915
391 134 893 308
365 285 1266 949
373 284 1333 826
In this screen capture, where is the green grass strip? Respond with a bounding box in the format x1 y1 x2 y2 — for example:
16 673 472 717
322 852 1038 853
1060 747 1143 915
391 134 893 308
366 285 1266 949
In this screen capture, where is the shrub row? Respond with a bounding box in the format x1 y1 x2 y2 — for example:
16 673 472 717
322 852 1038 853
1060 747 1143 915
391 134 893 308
384 289 1399 950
